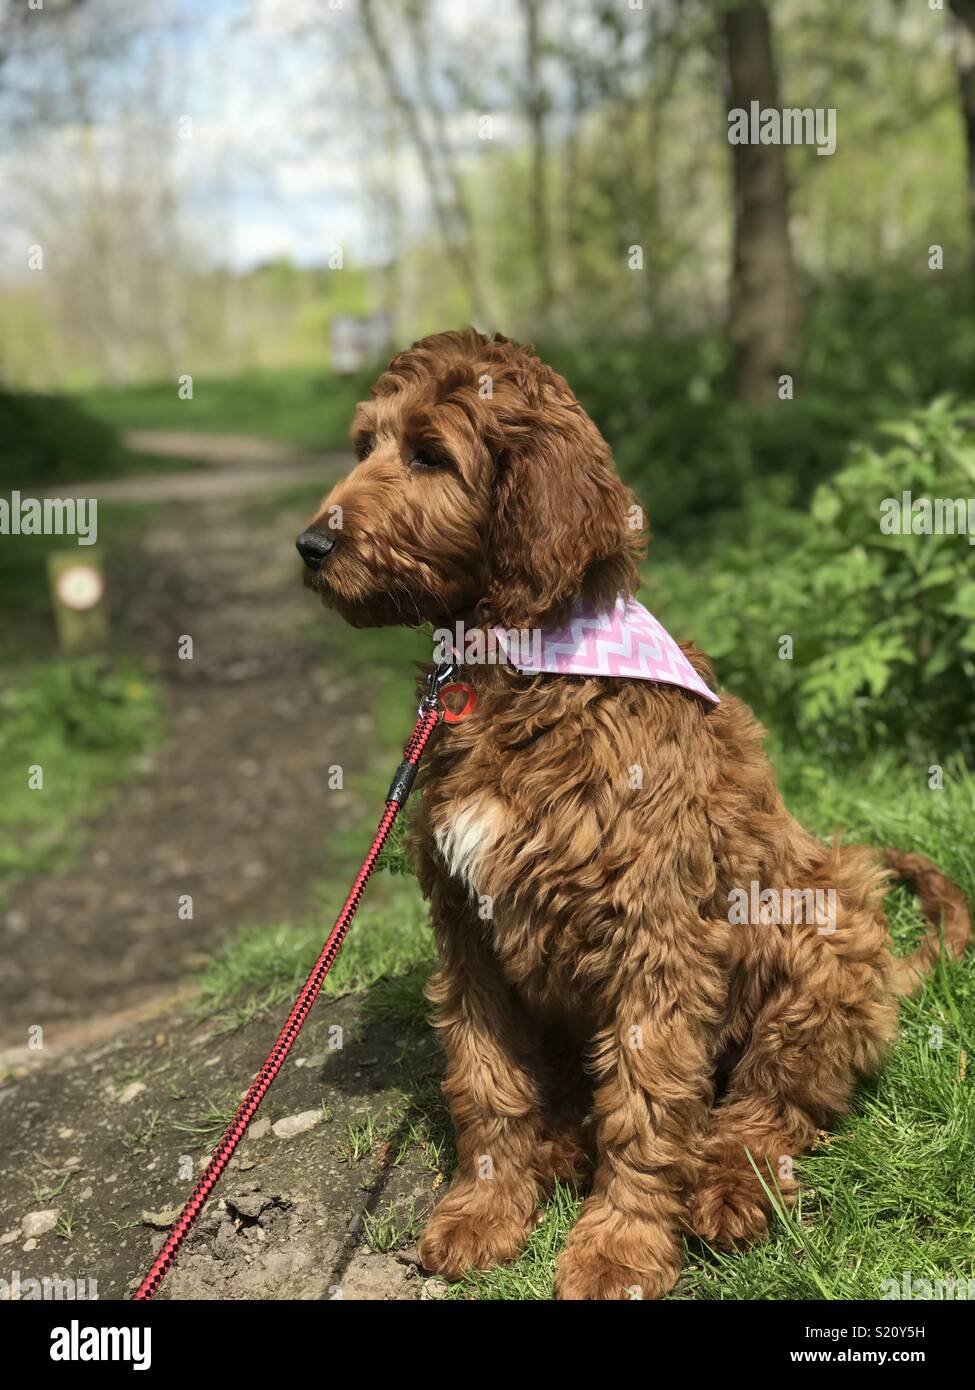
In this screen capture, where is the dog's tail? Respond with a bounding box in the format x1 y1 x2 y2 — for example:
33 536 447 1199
883 849 971 996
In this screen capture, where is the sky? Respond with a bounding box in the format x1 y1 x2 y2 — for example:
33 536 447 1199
0 0 541 276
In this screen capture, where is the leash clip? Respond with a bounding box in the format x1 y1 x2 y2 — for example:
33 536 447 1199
419 659 456 717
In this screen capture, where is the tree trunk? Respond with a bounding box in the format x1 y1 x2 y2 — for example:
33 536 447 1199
724 2 802 404
950 0 975 266
360 0 497 327
520 0 553 324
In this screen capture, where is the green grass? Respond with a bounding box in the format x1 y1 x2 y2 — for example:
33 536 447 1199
78 365 373 451
54 1210 76 1241
339 1080 453 1187
362 1198 427 1253
192 877 434 1035
31 1171 73 1205
170 1097 240 1150
120 1110 162 1155
0 656 162 906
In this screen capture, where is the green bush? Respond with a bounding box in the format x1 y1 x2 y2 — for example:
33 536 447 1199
0 390 124 487
545 273 975 534
649 399 975 761
545 330 884 533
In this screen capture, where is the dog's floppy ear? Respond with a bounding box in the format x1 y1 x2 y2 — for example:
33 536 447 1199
486 360 644 630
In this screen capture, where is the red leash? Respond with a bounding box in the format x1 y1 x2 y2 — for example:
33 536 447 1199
133 663 456 1300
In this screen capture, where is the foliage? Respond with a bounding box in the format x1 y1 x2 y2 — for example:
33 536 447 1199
545 273 975 534
649 399 975 761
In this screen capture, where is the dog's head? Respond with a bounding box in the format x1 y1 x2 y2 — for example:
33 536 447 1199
298 329 644 630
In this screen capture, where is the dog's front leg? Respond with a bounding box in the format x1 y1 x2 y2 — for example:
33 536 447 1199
555 932 724 1301
418 896 548 1280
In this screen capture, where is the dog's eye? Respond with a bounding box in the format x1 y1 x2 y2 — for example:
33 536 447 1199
355 437 374 461
410 448 450 471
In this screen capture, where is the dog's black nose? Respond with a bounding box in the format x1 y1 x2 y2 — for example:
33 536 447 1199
296 528 338 570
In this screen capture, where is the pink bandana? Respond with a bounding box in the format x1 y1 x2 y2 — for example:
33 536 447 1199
493 595 719 703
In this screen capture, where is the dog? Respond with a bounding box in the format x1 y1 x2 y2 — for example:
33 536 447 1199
298 328 971 1300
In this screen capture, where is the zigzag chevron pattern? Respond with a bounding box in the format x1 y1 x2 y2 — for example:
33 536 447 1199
493 596 719 703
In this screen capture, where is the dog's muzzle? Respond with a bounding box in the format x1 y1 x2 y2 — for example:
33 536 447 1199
296 528 339 570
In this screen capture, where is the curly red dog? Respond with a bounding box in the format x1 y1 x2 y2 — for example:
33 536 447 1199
299 329 970 1300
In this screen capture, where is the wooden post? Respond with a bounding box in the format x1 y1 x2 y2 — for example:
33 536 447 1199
46 551 110 655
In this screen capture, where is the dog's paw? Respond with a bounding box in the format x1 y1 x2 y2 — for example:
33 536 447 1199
554 1199 681 1301
685 1160 796 1249
418 1180 536 1280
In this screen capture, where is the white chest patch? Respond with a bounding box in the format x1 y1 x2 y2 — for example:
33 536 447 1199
434 799 505 898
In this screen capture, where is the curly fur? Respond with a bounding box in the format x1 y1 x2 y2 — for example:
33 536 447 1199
303 329 971 1300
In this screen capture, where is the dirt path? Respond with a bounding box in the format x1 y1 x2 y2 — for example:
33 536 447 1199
0 439 451 1301
0 454 363 1051
123 429 333 468
0 968 447 1301
41 432 354 502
